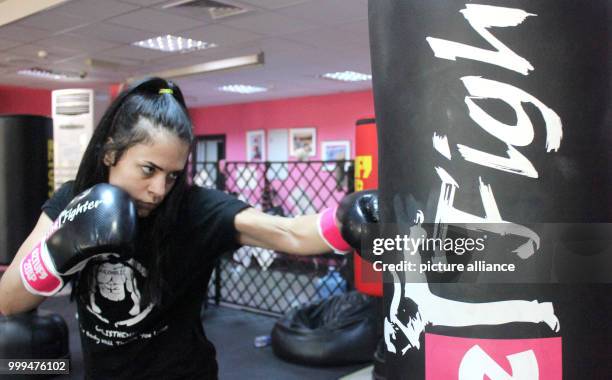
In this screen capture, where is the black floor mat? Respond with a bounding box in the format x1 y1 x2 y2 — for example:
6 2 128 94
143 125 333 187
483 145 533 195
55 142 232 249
36 295 368 379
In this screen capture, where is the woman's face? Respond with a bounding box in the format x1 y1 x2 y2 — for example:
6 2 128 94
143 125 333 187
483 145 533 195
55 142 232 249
106 122 190 217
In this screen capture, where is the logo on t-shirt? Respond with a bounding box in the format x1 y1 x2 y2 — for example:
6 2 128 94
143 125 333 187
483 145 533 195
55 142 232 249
79 256 167 347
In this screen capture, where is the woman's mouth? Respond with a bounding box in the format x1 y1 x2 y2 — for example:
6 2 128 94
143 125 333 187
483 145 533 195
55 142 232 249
137 201 157 211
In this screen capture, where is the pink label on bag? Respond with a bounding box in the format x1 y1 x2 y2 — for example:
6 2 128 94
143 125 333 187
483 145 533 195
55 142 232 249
425 333 562 379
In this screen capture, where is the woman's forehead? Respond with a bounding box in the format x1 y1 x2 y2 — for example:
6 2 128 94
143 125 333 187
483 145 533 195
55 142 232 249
128 131 189 168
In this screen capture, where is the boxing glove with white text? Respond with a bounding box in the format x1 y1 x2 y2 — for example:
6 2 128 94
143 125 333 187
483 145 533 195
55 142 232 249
20 183 138 296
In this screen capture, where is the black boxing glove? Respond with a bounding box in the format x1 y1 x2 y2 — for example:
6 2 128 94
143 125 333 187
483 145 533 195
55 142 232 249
336 190 379 254
317 190 379 258
20 184 137 296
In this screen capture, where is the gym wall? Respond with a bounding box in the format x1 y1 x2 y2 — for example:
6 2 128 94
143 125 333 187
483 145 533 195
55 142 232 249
189 89 374 161
0 85 51 117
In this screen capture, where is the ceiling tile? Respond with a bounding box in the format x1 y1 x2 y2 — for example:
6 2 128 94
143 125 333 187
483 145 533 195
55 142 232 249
239 0 311 10
53 52 90 65
263 46 330 70
277 0 367 26
106 8 205 33
224 12 315 37
0 38 21 51
68 22 153 44
0 25 50 43
153 2 220 22
179 24 263 48
37 34 121 53
16 10 91 33
117 0 167 6
283 26 367 53
335 19 369 39
46 55 91 71
53 0 140 21
4 43 76 62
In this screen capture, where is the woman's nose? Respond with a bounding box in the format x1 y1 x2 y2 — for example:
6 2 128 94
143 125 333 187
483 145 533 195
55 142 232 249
148 175 166 201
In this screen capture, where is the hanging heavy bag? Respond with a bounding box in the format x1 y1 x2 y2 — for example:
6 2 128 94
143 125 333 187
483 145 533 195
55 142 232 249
369 0 611 379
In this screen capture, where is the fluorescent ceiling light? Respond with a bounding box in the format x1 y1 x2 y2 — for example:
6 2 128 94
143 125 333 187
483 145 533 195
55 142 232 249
18 67 86 80
132 35 216 53
321 70 372 82
131 52 264 81
218 84 267 94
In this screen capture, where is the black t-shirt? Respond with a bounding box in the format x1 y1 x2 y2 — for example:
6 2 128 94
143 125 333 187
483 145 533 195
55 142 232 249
42 182 250 380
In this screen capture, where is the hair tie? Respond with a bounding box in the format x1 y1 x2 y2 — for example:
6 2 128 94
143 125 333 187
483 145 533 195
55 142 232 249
159 88 173 95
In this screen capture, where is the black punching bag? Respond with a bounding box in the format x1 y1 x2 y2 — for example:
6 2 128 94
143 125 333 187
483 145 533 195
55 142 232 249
0 115 52 264
369 1 610 379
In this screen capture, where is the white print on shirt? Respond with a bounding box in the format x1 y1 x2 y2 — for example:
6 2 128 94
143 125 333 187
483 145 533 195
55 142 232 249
80 256 168 347
388 3 563 356
82 323 169 347
85 258 153 327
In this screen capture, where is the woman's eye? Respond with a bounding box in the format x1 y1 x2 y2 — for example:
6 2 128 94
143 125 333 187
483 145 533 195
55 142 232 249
142 166 154 176
168 172 179 181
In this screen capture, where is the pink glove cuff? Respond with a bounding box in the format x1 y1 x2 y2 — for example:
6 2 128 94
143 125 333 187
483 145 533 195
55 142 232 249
318 207 352 254
20 241 63 296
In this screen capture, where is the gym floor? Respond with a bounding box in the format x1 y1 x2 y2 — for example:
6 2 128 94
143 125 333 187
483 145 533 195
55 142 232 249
38 292 370 379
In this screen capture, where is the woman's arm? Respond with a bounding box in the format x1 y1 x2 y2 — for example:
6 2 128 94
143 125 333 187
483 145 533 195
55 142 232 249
234 190 379 256
234 208 333 256
0 213 52 315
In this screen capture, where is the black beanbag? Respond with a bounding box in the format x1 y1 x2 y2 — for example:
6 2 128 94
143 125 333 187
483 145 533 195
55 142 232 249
272 291 380 366
0 310 70 360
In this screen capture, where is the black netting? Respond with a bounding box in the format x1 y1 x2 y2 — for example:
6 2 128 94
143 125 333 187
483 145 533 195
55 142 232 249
193 160 354 316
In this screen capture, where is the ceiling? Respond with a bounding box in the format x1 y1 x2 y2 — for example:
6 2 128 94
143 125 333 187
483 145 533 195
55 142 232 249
0 0 372 107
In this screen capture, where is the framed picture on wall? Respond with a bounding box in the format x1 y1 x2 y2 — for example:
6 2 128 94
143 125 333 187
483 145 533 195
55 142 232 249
321 140 350 171
289 127 316 158
246 130 265 161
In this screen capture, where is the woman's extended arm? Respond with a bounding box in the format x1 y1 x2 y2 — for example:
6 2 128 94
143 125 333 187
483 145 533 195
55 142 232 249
235 190 378 257
234 208 333 256
0 213 52 315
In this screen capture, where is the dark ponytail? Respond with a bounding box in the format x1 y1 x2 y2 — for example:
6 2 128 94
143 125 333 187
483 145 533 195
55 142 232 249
73 77 194 307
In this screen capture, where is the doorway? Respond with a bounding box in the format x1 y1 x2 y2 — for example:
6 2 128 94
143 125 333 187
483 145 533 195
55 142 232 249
192 134 225 189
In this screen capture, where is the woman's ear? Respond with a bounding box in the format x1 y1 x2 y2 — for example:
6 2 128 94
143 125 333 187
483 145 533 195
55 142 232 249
103 138 115 166
103 151 116 166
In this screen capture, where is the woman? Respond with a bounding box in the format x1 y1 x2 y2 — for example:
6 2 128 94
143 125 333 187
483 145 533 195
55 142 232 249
0 78 368 379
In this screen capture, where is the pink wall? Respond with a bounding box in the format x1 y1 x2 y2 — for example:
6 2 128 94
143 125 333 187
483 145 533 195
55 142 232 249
0 85 374 161
189 89 374 161
0 85 51 117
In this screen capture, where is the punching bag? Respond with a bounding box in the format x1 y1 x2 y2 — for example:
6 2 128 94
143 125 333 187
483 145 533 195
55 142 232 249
0 115 53 264
354 117 382 297
369 1 611 379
